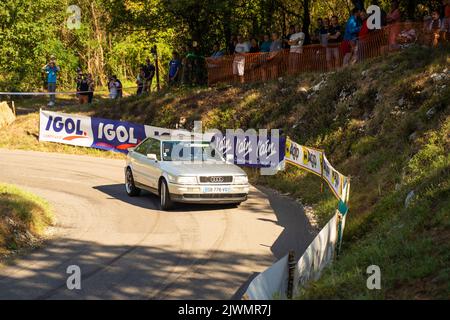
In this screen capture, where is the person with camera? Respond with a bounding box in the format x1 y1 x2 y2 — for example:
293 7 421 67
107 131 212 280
42 55 60 107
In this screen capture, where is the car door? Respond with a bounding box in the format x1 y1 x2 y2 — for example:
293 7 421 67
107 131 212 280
130 138 151 185
140 138 162 191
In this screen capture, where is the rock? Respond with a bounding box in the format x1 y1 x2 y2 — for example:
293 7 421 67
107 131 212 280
408 131 417 142
299 87 308 93
361 70 368 77
405 190 415 208
430 73 444 82
312 79 326 92
426 107 436 119
0 101 16 129
398 97 405 107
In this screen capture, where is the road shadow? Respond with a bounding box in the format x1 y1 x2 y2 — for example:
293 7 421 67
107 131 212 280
93 183 243 213
255 186 317 261
0 237 274 300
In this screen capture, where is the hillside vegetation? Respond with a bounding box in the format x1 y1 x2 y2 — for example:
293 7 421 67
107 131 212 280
91 46 449 299
0 184 53 260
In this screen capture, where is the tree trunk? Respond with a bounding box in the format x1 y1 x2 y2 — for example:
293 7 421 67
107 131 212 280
302 0 311 45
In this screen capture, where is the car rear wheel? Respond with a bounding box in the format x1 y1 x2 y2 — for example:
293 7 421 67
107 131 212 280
125 168 141 197
160 180 173 211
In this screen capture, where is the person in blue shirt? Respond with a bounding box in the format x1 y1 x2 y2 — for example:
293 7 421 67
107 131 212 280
210 43 224 59
260 34 272 52
168 51 181 85
342 8 362 66
42 57 60 106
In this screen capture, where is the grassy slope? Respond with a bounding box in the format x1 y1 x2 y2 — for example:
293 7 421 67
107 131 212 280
0 46 448 298
0 184 54 259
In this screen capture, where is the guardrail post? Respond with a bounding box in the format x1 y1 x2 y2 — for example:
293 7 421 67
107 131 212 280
287 250 296 299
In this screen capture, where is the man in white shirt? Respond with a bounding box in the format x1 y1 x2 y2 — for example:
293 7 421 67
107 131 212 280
288 25 305 74
233 35 250 83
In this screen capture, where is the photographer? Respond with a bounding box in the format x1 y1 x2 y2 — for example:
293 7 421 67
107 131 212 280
42 55 60 107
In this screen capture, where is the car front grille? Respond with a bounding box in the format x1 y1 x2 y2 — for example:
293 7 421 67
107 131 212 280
183 193 247 199
199 176 233 183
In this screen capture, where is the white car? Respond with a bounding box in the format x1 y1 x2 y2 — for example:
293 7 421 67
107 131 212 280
125 136 249 210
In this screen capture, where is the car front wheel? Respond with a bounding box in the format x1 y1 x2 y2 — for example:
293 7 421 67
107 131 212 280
160 179 173 210
125 168 141 197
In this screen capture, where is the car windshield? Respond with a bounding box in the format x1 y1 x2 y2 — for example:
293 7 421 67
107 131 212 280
162 141 223 162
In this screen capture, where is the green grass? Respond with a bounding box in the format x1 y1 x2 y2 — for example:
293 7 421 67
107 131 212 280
0 184 54 258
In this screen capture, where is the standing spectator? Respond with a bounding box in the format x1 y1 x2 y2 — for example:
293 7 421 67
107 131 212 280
320 18 331 47
443 0 450 41
288 24 305 74
357 9 370 62
210 43 224 58
312 18 324 44
249 38 260 53
108 76 119 99
86 73 94 104
268 32 283 78
42 57 60 107
283 25 296 49
168 51 181 85
115 75 123 98
387 0 402 50
427 10 444 46
233 35 250 83
78 74 89 104
260 34 272 52
342 8 361 66
327 16 342 70
75 67 83 99
136 68 145 95
143 58 156 93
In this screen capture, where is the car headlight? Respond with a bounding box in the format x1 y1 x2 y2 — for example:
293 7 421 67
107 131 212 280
234 175 248 184
174 176 198 184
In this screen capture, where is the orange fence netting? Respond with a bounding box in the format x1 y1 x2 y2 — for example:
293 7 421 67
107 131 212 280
206 22 448 85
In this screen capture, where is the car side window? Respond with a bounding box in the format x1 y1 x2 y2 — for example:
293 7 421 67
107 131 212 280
146 138 161 160
135 139 150 155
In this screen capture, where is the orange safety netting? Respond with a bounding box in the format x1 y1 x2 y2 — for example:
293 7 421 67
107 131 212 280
206 22 448 85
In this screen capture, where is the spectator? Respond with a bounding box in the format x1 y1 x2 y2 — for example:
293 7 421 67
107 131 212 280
268 32 283 78
342 8 361 66
269 32 282 52
249 38 260 53
233 35 250 83
260 34 272 52
210 43 224 58
75 67 83 99
168 51 181 85
283 25 296 49
387 0 401 49
115 75 123 98
327 15 342 70
357 9 370 62
136 68 145 95
288 24 305 74
86 73 94 104
108 76 118 99
143 58 155 93
320 18 331 47
312 18 324 44
426 10 444 46
443 0 450 42
78 74 89 104
42 56 60 107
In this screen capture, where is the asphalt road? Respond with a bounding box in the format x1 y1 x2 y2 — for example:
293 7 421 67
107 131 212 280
0 149 315 299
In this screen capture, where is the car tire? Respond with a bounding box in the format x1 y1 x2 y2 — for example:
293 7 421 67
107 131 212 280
159 179 173 211
125 168 141 197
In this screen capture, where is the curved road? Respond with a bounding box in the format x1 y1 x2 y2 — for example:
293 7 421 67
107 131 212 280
0 149 315 299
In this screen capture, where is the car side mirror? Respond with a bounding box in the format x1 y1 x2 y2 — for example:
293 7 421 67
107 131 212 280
147 153 158 161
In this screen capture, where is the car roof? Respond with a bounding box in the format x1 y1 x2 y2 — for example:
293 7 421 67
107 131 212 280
150 135 208 142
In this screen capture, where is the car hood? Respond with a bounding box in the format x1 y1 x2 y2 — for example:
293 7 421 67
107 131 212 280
160 161 246 176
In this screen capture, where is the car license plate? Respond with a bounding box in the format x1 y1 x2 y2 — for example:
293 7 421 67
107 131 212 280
202 186 230 193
